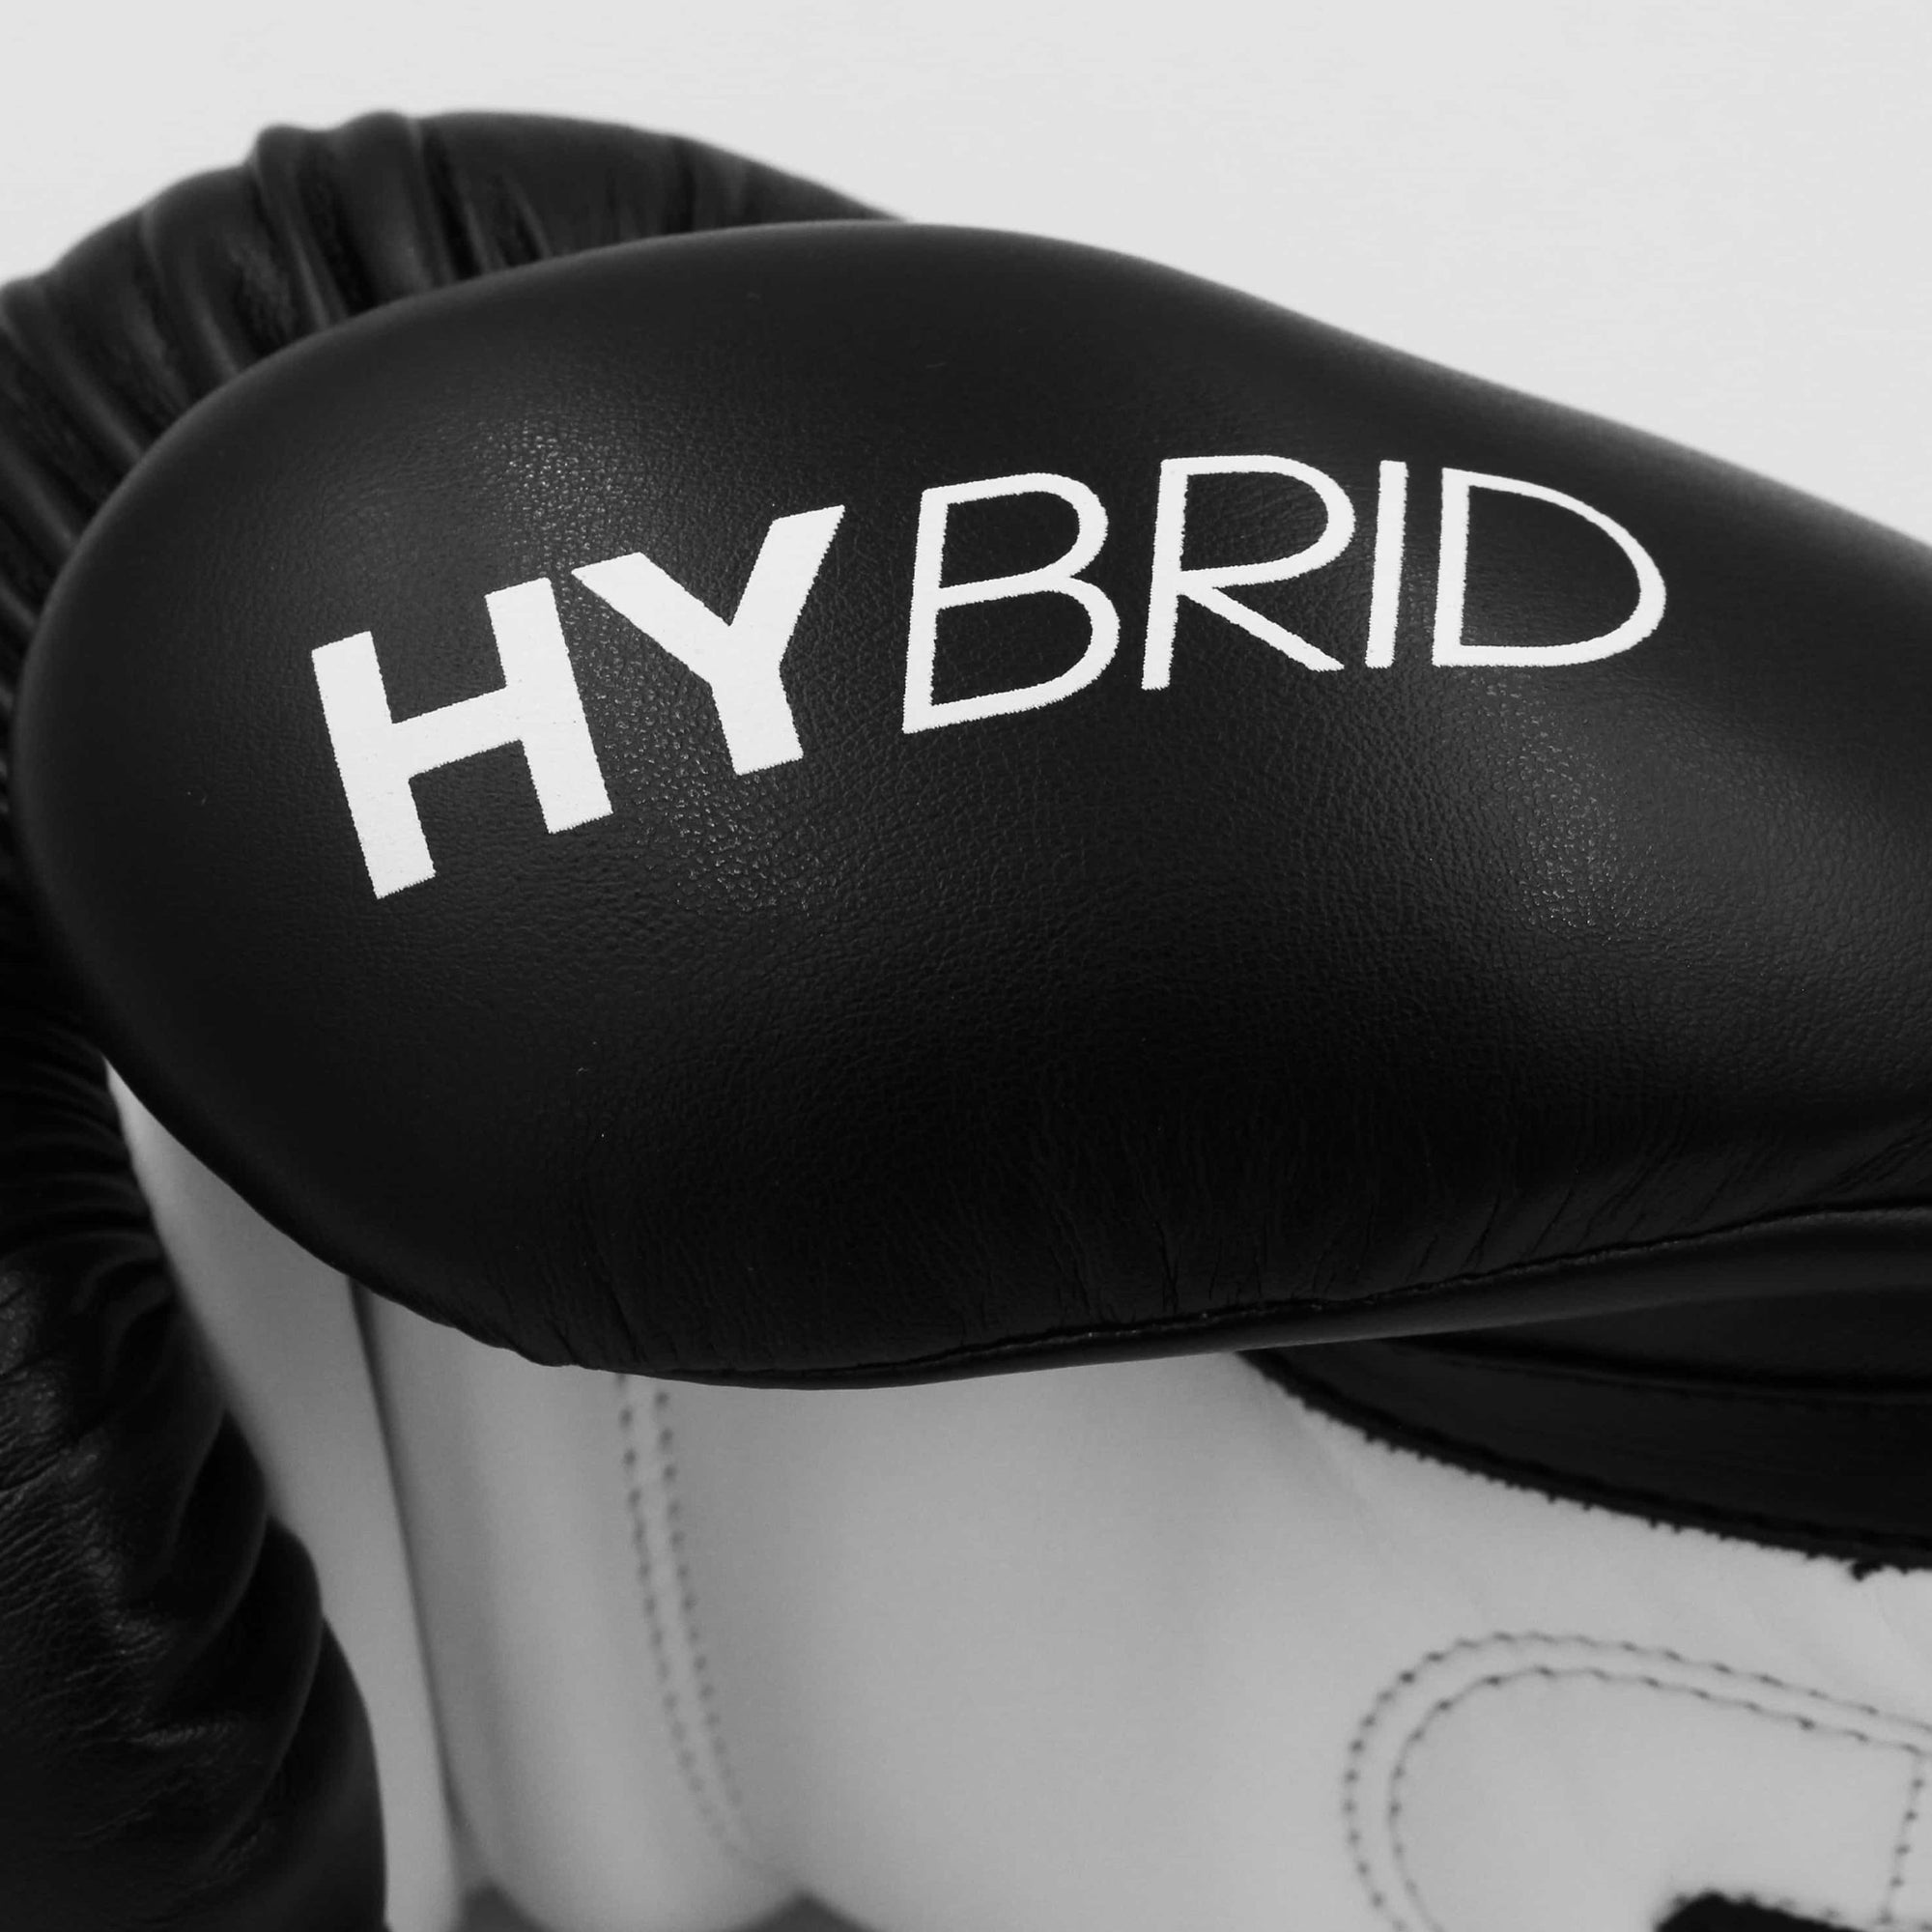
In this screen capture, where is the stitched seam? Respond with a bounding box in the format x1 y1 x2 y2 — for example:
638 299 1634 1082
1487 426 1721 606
652 1383 759 1839
647 1202 1932 1379
1386 1665 1920 1925
1348 1635 1932 1932
1889 1755 1929 1922
615 1375 760 1868
1349 1631 1932 1747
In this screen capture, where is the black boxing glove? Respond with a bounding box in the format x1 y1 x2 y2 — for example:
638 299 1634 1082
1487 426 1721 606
0 112 878 1932
15 156 1932 1390
14 101 1932 1932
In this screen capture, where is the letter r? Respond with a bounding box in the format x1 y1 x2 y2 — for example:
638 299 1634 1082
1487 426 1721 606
1142 455 1356 688
312 577 611 898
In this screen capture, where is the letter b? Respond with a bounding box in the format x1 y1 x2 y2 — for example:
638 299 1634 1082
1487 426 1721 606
903 472 1120 732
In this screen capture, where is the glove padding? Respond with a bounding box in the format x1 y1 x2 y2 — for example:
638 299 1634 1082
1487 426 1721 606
17 201 1932 1386
0 110 877 1932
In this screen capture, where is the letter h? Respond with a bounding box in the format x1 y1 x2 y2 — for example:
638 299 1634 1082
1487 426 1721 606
312 578 611 898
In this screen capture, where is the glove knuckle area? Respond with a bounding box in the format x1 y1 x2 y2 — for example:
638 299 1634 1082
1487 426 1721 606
18 218 1932 1387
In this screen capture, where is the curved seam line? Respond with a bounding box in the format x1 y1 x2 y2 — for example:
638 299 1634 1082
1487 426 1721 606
1888 1752 1929 1922
1383 1664 1925 1929
614 1373 762 1869
653 1199 1932 1379
1345 1635 1932 1932
653 1382 761 1845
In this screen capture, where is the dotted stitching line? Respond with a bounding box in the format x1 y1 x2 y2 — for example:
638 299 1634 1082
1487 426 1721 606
1385 1669 1915 1932
614 1375 758 1867
1887 1754 1929 1924
651 1382 759 1839
1345 1634 1932 1932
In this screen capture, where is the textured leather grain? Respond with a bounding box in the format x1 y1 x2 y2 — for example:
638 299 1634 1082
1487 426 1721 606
0 110 875 1932
17 217 1932 1384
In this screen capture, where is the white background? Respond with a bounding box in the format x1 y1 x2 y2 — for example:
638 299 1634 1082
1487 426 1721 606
2 0 1929 543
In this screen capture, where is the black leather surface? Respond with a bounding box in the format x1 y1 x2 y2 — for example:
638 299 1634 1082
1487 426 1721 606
1254 1326 1932 1569
0 940 385 1927
0 111 875 1931
1664 1899 1839 1931
18 216 1932 1384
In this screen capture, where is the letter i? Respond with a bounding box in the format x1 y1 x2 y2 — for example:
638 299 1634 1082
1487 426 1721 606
1363 461 1407 668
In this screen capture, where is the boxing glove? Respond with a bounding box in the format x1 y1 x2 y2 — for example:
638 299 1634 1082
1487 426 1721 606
11 105 1932 1932
0 112 878 1932
19 131 1932 1387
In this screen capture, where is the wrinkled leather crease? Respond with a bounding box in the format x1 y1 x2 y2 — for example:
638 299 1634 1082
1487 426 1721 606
0 112 881 1932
